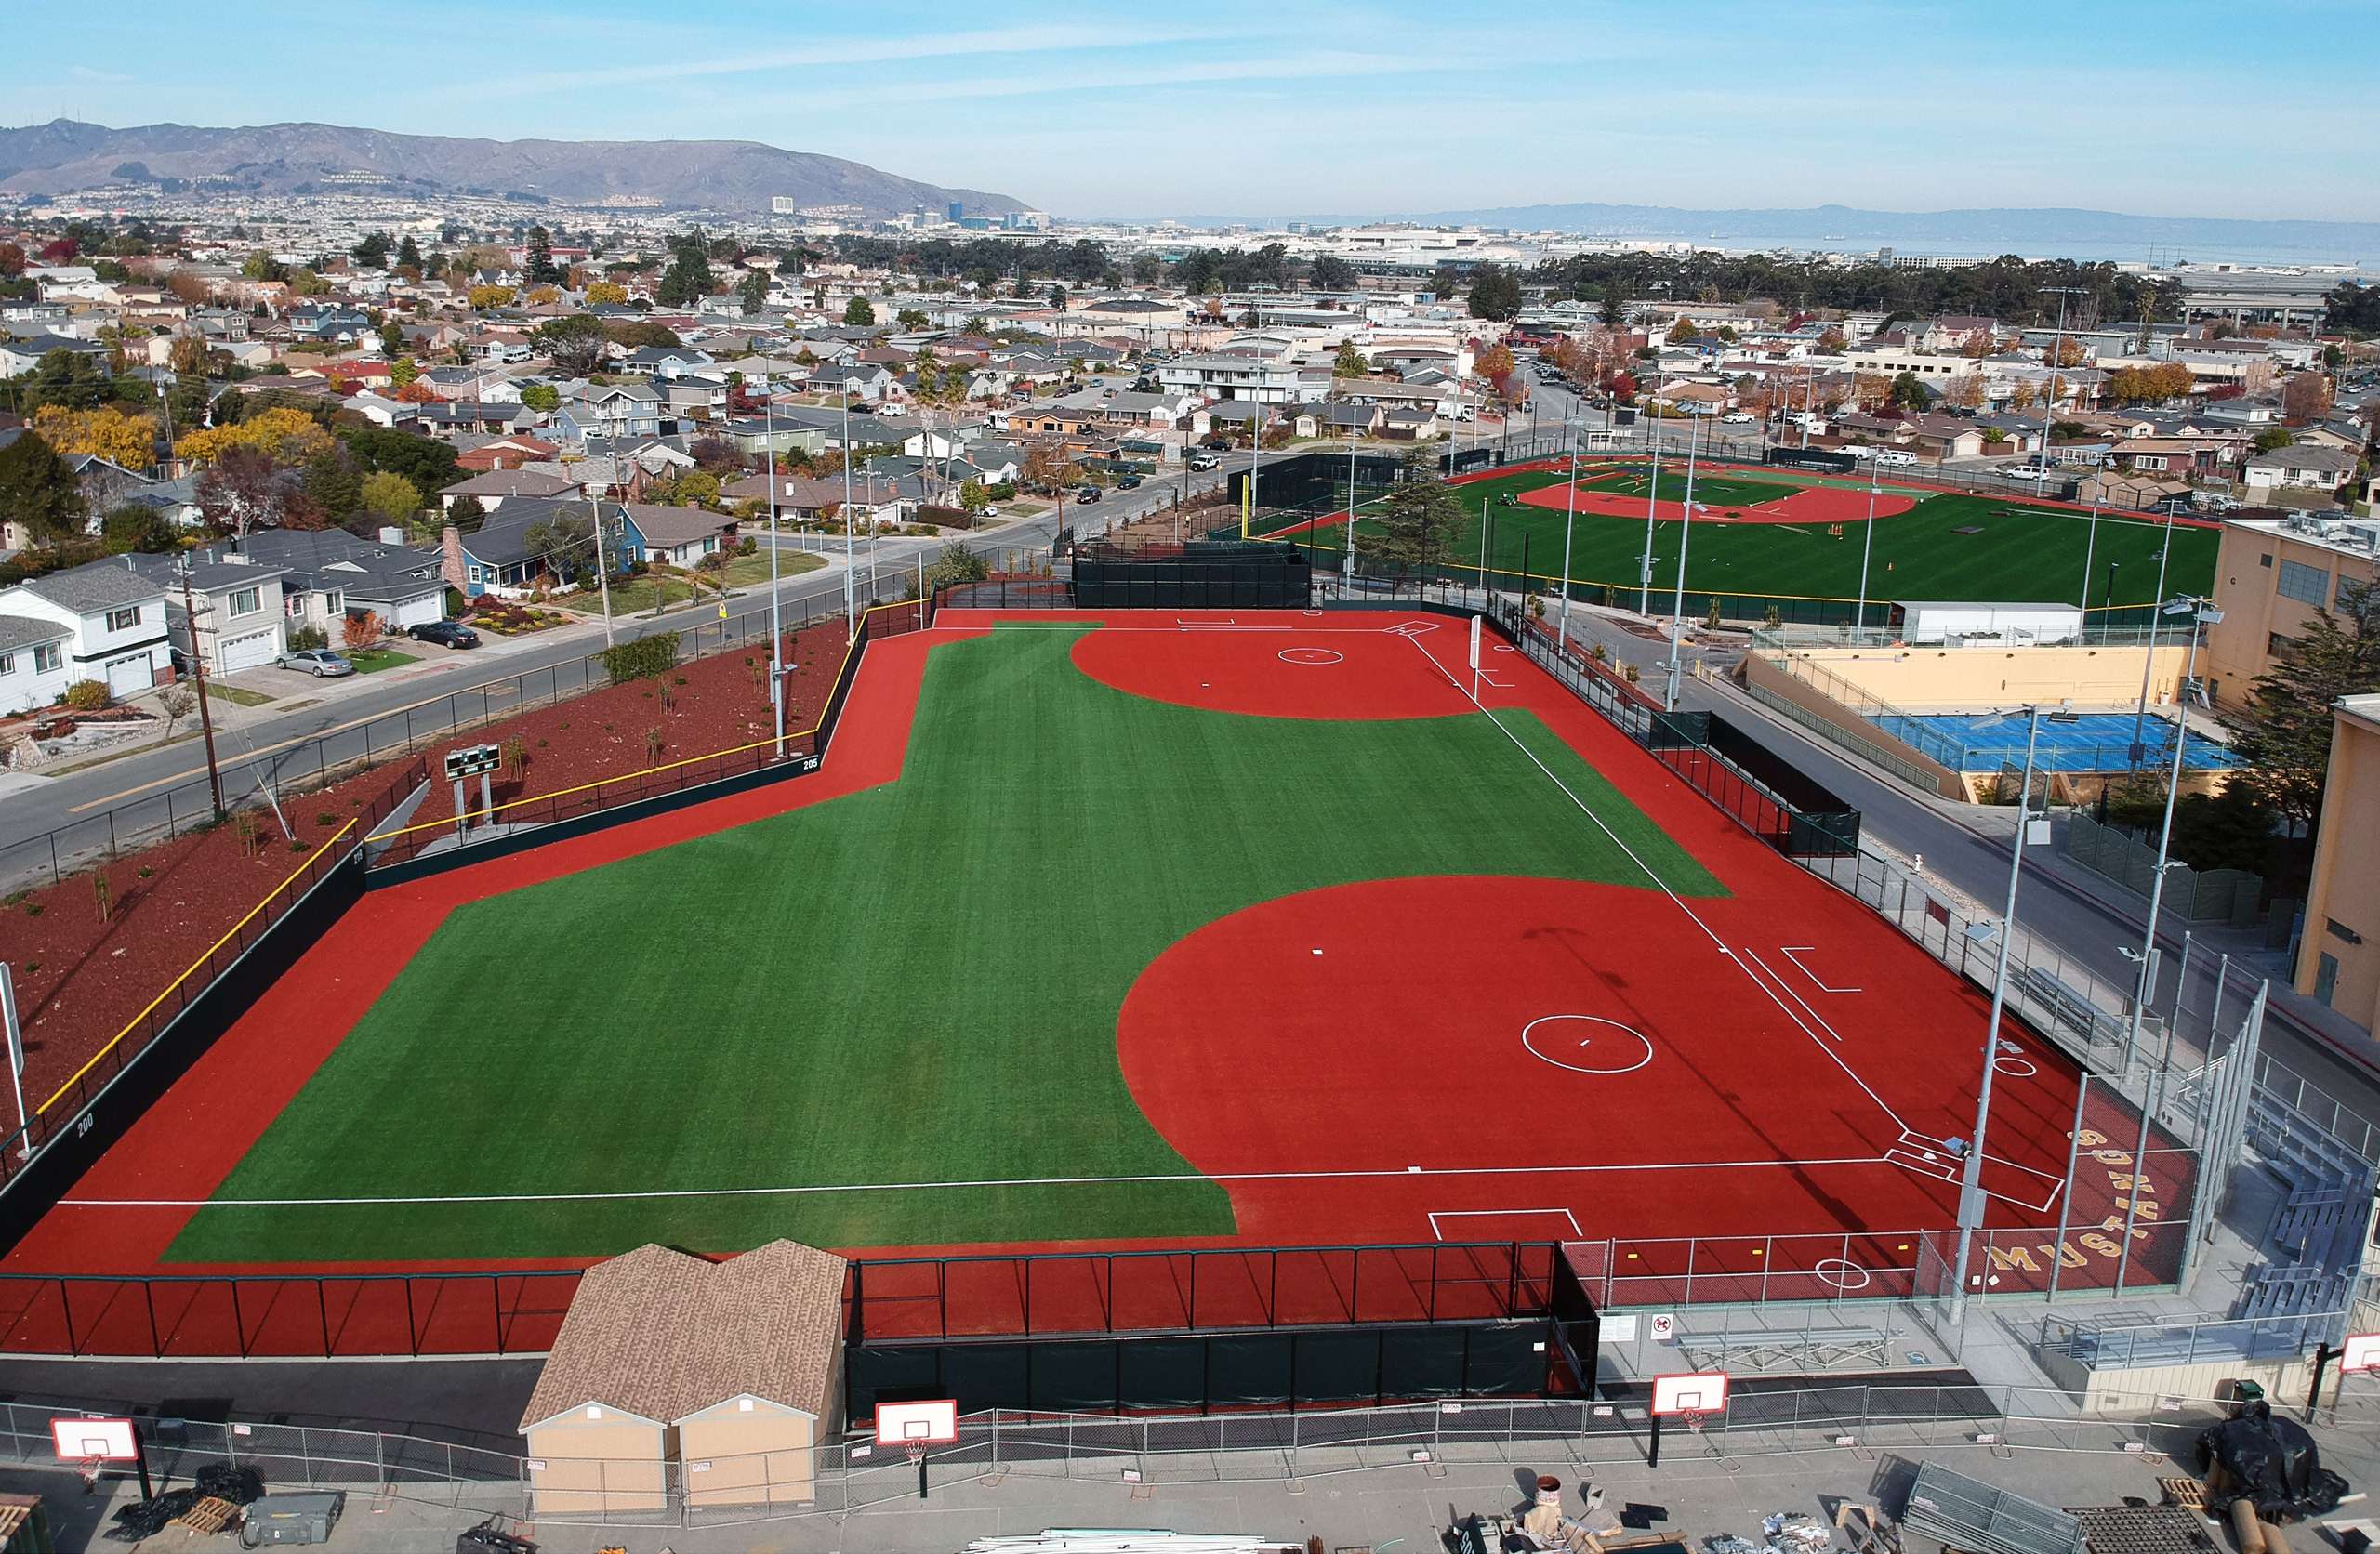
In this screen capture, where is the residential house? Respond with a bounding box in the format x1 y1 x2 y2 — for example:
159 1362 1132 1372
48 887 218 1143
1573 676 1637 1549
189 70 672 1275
456 434 562 473
116 551 291 674
618 504 737 569
230 527 448 632
2073 470 2192 513
0 560 173 699
440 468 582 513
560 381 664 442
1156 352 1302 404
0 610 76 715
1902 415 1987 460
2109 437 2224 477
2244 444 2359 494
621 346 715 379
0 334 111 378
286 304 373 344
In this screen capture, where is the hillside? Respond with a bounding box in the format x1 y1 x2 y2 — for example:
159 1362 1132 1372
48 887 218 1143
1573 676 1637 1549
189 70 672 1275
0 119 1027 218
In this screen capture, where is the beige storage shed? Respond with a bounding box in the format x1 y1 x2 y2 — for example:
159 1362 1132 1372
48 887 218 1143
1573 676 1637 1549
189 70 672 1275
519 1239 850 1516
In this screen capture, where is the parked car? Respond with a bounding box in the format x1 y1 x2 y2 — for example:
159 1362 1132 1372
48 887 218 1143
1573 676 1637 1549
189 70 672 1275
1075 486 1103 504
1874 450 1919 468
1188 454 1221 471
1117 474 1144 490
407 621 482 650
1720 412 1755 425
279 648 355 678
2005 464 2054 482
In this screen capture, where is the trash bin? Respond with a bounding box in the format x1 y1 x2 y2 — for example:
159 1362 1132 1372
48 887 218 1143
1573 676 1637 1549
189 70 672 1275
238 1491 343 1547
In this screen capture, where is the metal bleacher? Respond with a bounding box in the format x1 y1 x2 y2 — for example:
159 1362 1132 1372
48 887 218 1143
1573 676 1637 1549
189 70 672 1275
2231 1089 2377 1338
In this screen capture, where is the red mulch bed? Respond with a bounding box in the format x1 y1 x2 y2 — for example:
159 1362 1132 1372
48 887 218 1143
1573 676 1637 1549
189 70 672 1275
2 617 861 1134
403 619 850 823
4 760 416 1119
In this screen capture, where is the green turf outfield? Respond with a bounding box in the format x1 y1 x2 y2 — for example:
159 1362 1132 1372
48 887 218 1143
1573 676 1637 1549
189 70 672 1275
1313 465 2218 613
169 625 1724 1263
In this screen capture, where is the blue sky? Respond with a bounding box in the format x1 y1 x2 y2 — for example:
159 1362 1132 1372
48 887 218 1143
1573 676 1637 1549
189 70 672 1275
6 0 2375 222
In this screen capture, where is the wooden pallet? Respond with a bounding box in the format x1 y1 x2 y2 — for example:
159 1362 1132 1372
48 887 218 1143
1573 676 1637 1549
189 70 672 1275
172 1496 239 1535
2160 1478 2212 1512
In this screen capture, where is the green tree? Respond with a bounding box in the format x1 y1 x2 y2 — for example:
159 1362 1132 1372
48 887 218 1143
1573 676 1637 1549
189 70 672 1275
1466 264 1522 322
896 307 929 330
447 493 488 533
963 312 991 336
655 242 712 307
1310 254 1357 291
350 230 392 267
1887 371 1929 412
0 430 89 545
358 470 423 523
1048 283 1068 310
390 356 420 388
736 270 771 315
240 249 285 282
2253 427 2295 454
100 500 178 554
843 296 876 327
2230 579 2380 836
524 225 562 285
1332 340 1367 378
520 382 560 413
1368 459 1465 576
396 233 423 271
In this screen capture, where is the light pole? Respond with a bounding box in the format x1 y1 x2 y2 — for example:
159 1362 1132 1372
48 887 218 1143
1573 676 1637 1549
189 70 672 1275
1557 408 1580 652
2129 504 2179 766
2034 286 2088 479
2078 498 2103 624
840 389 857 641
1345 424 1359 585
1662 415 1707 711
765 391 785 758
1854 458 1880 639
1637 416 1664 614
2118 596 2223 1078
1947 703 2076 1327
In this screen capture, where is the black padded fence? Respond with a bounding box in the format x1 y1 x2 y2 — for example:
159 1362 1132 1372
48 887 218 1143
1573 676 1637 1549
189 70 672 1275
1070 539 1312 609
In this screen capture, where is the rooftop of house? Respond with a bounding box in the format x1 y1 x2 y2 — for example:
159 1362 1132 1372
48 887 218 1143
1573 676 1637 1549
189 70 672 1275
13 559 168 612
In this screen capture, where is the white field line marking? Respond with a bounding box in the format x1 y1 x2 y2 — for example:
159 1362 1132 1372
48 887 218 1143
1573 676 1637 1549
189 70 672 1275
64 1156 1901 1210
1732 949 1905 1130
1401 626 1911 1140
1779 945 1861 994
1428 1208 1583 1242
1741 948 1844 1044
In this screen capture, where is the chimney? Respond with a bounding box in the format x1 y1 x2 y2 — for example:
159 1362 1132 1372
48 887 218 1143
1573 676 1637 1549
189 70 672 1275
441 524 468 594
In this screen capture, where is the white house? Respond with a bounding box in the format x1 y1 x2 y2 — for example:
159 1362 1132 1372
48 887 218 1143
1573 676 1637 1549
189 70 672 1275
2243 443 2360 494
0 613 74 715
0 560 174 700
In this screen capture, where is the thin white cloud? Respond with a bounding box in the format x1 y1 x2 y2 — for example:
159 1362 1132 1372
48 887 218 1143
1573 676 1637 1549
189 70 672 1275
68 64 135 84
428 21 1252 99
738 50 1464 116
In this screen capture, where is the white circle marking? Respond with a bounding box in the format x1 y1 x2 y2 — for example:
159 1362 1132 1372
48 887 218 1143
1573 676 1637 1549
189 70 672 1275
1521 1014 1654 1075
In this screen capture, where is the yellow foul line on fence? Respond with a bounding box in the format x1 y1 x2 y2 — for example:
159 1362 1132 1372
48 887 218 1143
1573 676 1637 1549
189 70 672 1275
363 599 912 846
37 820 359 1116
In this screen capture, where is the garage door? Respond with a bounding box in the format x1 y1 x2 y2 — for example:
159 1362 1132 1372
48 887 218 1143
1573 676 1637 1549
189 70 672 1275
220 629 278 673
102 654 152 696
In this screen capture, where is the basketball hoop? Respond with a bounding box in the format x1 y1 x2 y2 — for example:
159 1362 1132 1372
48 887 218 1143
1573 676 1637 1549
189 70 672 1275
1680 1410 1707 1436
76 1457 102 1491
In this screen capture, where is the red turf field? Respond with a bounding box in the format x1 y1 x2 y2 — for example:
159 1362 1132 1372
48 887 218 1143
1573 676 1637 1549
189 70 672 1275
3 610 2189 1336
1513 476 1919 525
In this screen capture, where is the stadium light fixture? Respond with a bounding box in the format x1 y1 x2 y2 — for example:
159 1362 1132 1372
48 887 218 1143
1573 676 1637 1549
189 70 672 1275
1949 701 2053 1329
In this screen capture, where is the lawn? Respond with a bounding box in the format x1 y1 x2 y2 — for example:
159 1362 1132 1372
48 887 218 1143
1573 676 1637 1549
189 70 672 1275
341 647 419 675
1300 464 2219 612
205 682 274 707
169 624 1722 1263
601 551 826 613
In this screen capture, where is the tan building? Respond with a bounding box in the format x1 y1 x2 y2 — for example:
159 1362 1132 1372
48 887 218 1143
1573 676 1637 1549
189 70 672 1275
520 1239 848 1517
2296 694 2380 1032
2202 515 2380 709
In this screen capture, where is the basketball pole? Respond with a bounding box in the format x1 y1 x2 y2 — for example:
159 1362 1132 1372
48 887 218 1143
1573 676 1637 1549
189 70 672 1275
1648 1411 1663 1468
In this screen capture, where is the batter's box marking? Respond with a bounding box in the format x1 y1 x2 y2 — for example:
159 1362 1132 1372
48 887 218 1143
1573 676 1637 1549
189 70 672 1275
1428 1207 1583 1242
1779 945 1861 994
1383 619 1443 637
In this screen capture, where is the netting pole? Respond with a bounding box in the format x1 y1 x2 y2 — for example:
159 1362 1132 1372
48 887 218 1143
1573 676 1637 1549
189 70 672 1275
2044 1074 2089 1302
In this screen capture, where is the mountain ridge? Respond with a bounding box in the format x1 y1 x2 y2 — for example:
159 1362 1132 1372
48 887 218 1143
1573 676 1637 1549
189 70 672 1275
0 118 1027 218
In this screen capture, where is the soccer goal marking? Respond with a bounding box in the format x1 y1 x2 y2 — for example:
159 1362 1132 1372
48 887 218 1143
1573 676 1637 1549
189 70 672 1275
1276 647 1345 666
1521 1014 1655 1075
1428 1208 1583 1242
1778 945 1861 994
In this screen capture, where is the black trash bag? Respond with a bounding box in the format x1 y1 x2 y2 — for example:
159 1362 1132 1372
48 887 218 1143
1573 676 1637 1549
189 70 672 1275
2194 1398 2351 1521
105 1488 200 1541
456 1516 538 1554
193 1460 264 1505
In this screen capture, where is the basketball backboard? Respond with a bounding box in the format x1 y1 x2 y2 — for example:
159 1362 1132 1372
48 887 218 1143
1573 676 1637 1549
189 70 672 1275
874 1399 959 1448
2342 1333 2380 1373
50 1416 138 1461
1649 1371 1729 1416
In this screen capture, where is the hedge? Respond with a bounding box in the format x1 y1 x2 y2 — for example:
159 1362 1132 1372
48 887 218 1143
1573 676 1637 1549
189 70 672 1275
601 631 680 685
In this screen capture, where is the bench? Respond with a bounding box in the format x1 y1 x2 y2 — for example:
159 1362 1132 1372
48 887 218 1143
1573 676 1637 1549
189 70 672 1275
2015 966 2127 1048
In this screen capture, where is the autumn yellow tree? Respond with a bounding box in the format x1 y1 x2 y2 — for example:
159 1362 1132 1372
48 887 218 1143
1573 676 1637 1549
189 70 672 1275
1942 373 1988 410
31 405 159 468
525 284 560 306
468 283 517 310
1666 315 1697 344
2281 370 2334 423
585 281 628 305
174 406 337 467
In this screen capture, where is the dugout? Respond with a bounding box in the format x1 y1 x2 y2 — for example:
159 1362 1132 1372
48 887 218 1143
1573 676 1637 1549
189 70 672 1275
1225 449 1409 518
1071 538 1311 608
521 1240 847 1515
1765 446 1859 474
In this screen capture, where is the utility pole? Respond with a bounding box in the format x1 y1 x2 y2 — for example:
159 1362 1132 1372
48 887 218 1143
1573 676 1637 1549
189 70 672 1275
584 479 615 648
178 565 227 819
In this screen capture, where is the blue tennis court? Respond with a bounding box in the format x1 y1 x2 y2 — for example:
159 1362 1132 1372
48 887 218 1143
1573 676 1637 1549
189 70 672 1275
1869 710 2243 774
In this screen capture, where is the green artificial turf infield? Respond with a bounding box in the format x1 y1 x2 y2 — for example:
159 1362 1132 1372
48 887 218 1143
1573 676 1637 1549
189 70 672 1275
1306 466 2218 611
168 624 1723 1263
